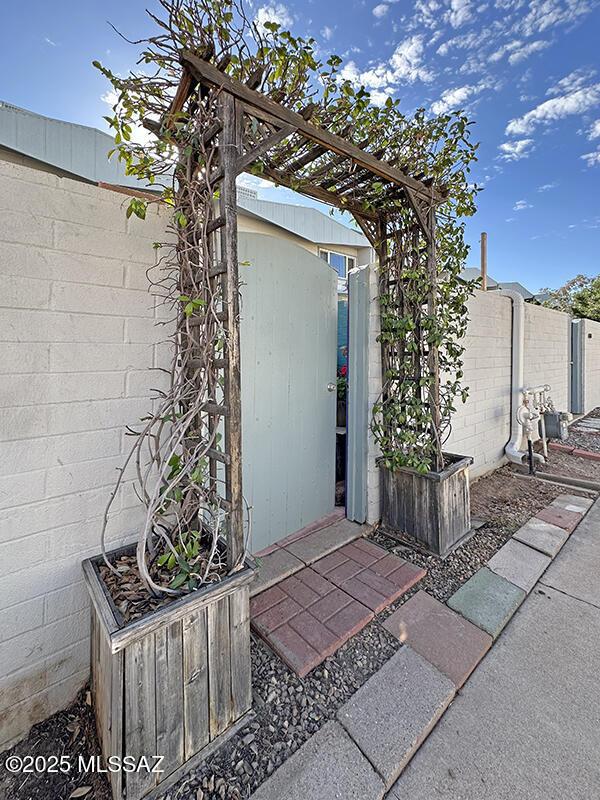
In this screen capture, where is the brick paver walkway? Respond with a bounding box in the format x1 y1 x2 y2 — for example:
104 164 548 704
251 539 426 676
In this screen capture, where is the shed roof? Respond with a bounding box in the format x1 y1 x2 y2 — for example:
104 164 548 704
0 101 141 187
237 194 368 247
460 267 498 288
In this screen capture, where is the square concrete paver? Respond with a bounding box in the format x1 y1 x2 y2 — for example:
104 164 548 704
336 646 455 788
283 519 368 564
251 567 373 676
550 494 594 514
447 567 525 639
251 548 304 597
313 541 426 613
487 539 552 593
512 517 569 558
248 721 385 800
383 590 492 688
535 506 583 533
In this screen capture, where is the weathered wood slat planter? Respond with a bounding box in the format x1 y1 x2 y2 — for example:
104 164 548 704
83 547 256 800
381 453 473 557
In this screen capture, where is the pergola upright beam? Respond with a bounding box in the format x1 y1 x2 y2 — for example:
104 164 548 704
426 207 442 472
218 93 245 570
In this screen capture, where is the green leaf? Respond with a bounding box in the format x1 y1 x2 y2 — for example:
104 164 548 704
169 572 188 589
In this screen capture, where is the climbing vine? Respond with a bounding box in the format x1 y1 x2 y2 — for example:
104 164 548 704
96 0 478 595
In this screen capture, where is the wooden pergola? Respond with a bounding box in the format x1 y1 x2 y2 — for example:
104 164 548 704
151 50 446 570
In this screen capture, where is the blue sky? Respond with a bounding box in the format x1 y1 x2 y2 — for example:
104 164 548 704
1 0 599 291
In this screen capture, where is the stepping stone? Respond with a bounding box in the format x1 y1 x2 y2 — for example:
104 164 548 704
251 567 373 677
248 721 385 800
550 494 593 514
535 506 583 533
250 548 304 597
313 541 426 613
284 520 367 565
488 539 551 593
447 567 525 639
383 590 492 688
336 647 455 789
513 517 569 558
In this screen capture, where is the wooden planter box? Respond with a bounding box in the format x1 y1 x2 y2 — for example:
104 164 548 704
381 453 473 557
82 546 256 800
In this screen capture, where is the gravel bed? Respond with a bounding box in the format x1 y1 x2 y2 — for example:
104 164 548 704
537 450 600 482
4 466 595 800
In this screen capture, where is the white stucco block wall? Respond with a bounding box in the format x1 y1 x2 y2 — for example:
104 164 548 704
446 291 513 477
523 303 571 412
581 318 600 412
0 161 166 750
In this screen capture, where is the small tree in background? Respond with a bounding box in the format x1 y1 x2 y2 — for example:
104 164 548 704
540 274 600 320
572 276 600 321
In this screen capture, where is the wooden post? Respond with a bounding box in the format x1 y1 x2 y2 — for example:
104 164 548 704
427 208 443 472
480 231 488 291
218 94 245 570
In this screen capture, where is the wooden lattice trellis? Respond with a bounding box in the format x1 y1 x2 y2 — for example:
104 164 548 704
146 50 446 571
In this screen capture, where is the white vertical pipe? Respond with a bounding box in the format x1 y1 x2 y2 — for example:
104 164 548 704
499 289 526 464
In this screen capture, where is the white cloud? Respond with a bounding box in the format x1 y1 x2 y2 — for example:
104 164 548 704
508 39 550 64
342 34 434 98
370 88 395 106
513 199 532 210
431 78 495 114
237 173 273 192
537 182 558 191
588 120 600 140
321 25 333 41
547 68 596 96
413 0 443 28
437 31 480 55
447 0 474 27
431 84 478 114
489 39 549 65
389 35 435 82
581 147 600 166
506 81 600 135
255 4 293 32
373 3 389 17
517 0 593 36
498 138 535 160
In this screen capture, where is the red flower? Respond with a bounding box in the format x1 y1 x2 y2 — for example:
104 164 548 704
339 365 348 377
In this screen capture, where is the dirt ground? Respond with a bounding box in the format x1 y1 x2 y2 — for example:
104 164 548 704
0 690 111 800
471 463 594 527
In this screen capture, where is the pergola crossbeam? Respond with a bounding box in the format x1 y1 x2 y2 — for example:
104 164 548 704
180 50 443 205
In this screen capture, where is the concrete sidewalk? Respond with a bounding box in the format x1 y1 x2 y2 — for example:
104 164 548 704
387 498 600 800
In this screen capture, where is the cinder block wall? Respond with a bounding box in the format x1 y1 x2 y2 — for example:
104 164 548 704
445 291 513 477
0 161 166 750
523 303 571 412
582 319 600 412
